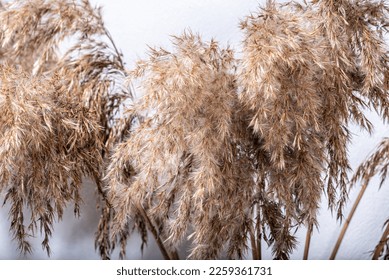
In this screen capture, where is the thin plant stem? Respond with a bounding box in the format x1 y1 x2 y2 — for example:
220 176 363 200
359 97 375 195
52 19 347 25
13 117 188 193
257 234 262 260
303 223 313 260
169 250 180 260
250 223 259 260
250 203 262 260
104 27 125 70
256 203 262 260
330 182 368 260
136 204 172 260
372 222 389 260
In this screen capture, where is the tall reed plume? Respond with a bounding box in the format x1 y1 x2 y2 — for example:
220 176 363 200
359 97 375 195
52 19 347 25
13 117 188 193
238 0 389 258
0 0 130 257
105 32 257 259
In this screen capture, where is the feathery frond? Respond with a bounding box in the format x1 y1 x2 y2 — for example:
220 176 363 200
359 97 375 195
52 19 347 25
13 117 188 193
0 0 130 257
106 32 255 259
0 65 103 255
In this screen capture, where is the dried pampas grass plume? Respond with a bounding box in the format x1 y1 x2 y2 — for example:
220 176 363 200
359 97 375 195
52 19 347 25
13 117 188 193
0 65 103 255
239 0 389 259
106 32 255 259
0 0 131 258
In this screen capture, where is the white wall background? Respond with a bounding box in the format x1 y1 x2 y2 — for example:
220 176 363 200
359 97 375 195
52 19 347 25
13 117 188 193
1 0 389 260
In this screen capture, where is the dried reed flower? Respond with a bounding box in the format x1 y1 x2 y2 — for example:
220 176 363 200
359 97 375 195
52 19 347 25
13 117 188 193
0 0 129 137
239 0 389 258
0 65 103 255
239 2 327 258
105 32 256 259
0 0 108 72
352 138 389 189
0 0 130 258
318 0 389 260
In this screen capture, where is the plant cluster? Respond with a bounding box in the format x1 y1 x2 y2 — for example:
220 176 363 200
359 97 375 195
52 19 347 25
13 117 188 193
0 0 388 260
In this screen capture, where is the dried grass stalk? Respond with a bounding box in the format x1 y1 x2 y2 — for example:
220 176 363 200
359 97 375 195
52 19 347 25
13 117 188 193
337 138 389 260
372 220 389 259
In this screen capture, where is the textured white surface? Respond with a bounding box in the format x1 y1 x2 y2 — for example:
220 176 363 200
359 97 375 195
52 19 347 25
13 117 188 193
1 0 389 260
